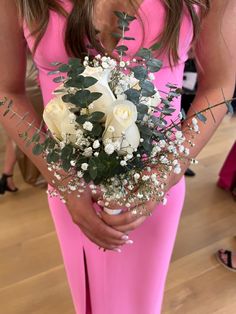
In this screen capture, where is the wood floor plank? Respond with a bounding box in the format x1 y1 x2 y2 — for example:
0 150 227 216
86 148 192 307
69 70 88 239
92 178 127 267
165 237 236 291
0 185 53 250
163 267 236 314
0 232 62 289
0 267 74 314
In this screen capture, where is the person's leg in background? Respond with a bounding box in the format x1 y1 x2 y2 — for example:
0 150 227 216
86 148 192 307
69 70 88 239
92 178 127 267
216 86 236 271
0 135 18 194
217 141 236 196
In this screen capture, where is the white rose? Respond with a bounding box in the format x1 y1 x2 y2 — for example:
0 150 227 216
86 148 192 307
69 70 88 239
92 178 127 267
103 100 140 155
82 67 116 120
43 95 78 143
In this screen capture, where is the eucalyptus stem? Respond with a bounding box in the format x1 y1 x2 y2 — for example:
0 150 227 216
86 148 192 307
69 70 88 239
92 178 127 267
163 97 236 133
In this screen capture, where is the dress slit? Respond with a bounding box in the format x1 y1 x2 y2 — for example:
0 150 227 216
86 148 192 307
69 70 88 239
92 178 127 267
83 248 92 314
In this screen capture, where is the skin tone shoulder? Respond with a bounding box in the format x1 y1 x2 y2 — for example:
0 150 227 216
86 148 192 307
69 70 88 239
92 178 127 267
0 0 235 251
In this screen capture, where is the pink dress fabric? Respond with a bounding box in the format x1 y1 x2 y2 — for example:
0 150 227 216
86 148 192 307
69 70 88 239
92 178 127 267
24 1 193 313
218 141 236 190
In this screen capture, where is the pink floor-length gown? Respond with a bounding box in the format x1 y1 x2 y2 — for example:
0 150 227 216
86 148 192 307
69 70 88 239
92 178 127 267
24 1 194 313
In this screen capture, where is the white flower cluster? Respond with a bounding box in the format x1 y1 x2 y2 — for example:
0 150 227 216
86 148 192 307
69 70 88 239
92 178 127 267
114 72 138 99
85 55 117 70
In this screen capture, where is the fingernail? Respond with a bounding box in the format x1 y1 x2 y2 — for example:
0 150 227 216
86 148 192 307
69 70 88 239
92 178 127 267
113 248 122 253
121 235 129 241
126 240 134 245
96 211 102 218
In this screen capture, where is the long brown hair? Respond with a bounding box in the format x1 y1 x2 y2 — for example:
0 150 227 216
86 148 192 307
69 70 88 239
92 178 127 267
17 0 210 63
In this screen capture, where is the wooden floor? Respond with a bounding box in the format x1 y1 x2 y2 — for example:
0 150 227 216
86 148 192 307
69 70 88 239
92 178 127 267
0 116 236 314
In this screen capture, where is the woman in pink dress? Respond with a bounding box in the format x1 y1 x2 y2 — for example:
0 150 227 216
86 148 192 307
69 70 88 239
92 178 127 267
0 1 235 313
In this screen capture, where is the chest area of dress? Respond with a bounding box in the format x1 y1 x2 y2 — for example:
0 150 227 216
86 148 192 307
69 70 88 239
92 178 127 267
23 0 193 71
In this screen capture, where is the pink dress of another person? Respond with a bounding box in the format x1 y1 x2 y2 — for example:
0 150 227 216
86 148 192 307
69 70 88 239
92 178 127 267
23 0 194 313
218 141 236 192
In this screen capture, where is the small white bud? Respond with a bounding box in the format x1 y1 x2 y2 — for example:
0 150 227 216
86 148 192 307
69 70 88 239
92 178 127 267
81 163 88 171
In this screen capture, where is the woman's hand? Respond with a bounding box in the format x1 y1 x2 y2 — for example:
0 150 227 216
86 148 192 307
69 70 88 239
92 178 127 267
66 189 130 251
99 169 183 233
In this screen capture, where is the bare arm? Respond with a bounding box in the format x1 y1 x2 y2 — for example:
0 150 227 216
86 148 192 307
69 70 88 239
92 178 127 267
182 0 236 159
102 0 236 230
0 0 128 250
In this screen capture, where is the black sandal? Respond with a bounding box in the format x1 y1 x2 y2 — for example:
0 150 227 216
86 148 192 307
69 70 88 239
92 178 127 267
0 174 18 195
216 249 236 272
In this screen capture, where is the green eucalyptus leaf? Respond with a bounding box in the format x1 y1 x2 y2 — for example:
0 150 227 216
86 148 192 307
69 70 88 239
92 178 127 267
69 58 82 67
181 108 187 120
153 131 165 140
62 159 71 172
53 76 65 83
161 99 171 107
137 104 149 114
114 11 125 20
70 90 91 108
111 32 122 39
33 143 44 155
83 171 92 184
166 83 178 89
136 48 151 60
116 45 128 52
51 62 62 66
142 140 153 152
76 114 89 124
162 108 176 115
150 42 162 51
124 36 135 41
48 70 60 75
126 14 136 22
64 76 85 89
132 66 148 81
118 19 129 29
3 109 10 117
83 76 98 88
0 98 7 107
68 66 85 78
58 64 70 73
47 151 60 163
146 59 162 73
196 112 207 124
124 88 141 104
89 111 105 122
90 123 103 136
88 92 102 103
118 26 129 32
139 125 153 136
61 145 73 160
62 94 73 103
140 80 155 97
32 132 41 143
226 101 234 114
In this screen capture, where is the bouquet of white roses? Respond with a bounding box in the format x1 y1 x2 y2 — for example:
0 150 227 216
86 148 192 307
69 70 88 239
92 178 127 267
1 12 234 216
